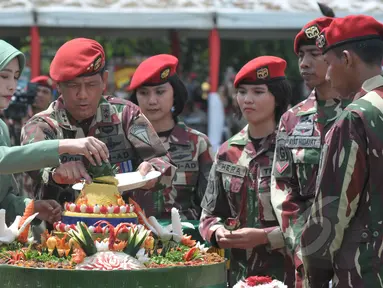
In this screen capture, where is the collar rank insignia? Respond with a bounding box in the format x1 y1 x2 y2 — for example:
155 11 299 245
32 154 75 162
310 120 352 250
256 67 269 79
316 34 326 49
304 25 320 39
160 68 171 80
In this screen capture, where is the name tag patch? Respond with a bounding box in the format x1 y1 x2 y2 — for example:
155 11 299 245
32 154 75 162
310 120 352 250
260 166 272 177
176 161 199 172
286 136 321 148
60 154 83 163
110 150 131 164
216 161 247 177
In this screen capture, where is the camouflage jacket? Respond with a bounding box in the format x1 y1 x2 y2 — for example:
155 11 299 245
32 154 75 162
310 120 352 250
271 91 349 272
301 75 383 288
126 122 214 220
199 126 295 287
21 96 176 203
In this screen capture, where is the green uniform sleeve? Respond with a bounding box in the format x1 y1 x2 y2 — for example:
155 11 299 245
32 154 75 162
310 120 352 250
0 141 60 174
0 190 28 225
0 119 60 174
0 120 29 224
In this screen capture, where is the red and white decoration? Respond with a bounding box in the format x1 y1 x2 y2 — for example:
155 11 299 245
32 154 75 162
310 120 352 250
233 276 287 288
64 203 134 215
75 251 145 271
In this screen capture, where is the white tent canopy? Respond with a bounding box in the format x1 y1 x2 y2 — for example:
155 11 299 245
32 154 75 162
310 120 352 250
1 0 383 38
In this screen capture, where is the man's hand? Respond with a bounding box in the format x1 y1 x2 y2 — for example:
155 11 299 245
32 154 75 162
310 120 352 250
137 161 157 190
58 137 109 166
215 227 268 249
215 227 231 248
34 200 62 224
52 161 92 184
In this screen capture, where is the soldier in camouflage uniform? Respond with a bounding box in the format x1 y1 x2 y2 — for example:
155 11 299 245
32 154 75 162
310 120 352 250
199 56 294 287
0 39 110 225
21 38 176 208
270 17 352 287
127 54 214 220
301 15 383 287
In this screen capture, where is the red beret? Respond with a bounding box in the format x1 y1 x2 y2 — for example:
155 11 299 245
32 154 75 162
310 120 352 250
30 75 55 90
50 38 105 82
294 17 334 54
317 15 383 53
128 54 178 91
234 56 287 88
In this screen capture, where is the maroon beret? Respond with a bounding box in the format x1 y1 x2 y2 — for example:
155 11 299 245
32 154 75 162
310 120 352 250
317 15 383 53
294 17 334 54
50 38 105 82
234 56 287 88
128 54 178 91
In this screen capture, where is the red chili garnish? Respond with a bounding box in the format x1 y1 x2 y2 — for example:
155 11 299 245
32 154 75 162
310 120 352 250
246 276 273 286
183 247 198 261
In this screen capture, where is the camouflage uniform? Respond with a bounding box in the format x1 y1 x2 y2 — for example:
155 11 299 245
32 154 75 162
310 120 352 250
21 95 176 204
301 75 383 287
270 91 349 283
199 126 295 287
126 122 214 220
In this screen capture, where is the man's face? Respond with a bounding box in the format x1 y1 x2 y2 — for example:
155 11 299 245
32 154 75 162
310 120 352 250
323 51 351 97
33 85 53 112
58 71 107 121
298 45 328 89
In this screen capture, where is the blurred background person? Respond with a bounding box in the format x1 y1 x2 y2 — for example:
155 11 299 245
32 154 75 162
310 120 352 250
30 75 55 115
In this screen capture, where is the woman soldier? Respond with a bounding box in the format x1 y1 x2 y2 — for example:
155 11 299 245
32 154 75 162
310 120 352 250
0 40 109 224
199 56 295 287
127 54 214 221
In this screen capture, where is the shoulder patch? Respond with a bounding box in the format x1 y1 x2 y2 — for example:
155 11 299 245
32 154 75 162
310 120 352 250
130 124 150 145
273 132 293 178
216 160 247 177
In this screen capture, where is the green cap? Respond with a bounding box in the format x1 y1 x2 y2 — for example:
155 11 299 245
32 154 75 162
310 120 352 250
0 40 25 74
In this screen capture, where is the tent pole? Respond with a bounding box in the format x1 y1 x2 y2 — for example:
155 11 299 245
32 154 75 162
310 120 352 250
208 27 220 93
30 11 41 78
170 30 181 61
208 16 224 153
